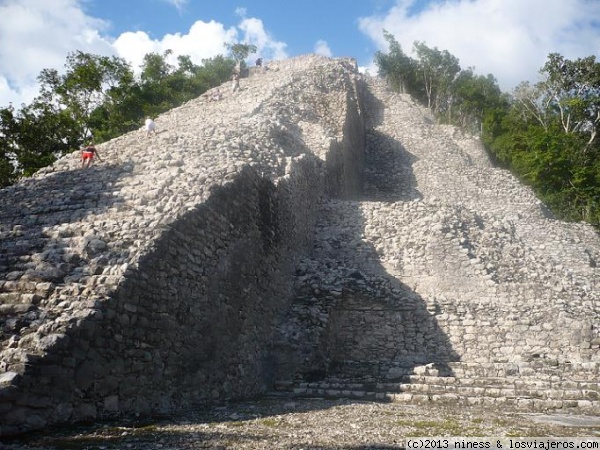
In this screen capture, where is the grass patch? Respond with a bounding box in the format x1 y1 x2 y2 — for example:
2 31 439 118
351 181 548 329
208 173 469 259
397 418 474 436
412 420 444 428
226 421 246 427
256 418 281 428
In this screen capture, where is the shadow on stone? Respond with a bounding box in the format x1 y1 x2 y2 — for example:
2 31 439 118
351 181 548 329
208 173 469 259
362 129 421 202
0 152 327 436
0 163 132 344
1 399 405 449
271 197 460 387
272 116 458 391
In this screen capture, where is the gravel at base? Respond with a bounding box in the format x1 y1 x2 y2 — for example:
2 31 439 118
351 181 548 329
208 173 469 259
3 398 599 449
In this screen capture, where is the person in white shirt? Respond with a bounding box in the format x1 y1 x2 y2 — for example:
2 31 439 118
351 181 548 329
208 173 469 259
145 118 157 137
210 88 223 102
231 72 240 93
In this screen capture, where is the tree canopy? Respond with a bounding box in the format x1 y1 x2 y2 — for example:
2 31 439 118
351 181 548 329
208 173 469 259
375 33 600 228
2 38 599 229
225 43 258 63
0 49 236 186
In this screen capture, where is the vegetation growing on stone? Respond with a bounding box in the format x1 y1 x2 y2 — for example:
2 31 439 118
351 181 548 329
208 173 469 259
0 50 235 186
375 33 600 228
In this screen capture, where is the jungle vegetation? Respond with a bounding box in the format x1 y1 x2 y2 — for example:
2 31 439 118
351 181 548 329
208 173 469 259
1 37 598 229
0 43 258 186
375 31 600 228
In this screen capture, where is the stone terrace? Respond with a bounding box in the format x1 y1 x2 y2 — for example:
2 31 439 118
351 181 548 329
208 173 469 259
0 55 364 436
0 55 599 438
270 76 600 412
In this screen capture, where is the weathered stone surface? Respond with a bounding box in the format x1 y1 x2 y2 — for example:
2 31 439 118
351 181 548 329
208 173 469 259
0 55 598 438
270 75 599 412
0 55 364 436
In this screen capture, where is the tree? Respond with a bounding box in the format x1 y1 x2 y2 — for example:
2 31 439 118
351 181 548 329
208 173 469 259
413 41 461 113
137 50 180 117
375 35 504 135
374 30 420 95
0 99 80 182
135 50 234 119
36 51 135 142
225 42 258 64
511 81 552 131
540 53 600 146
451 69 504 132
140 50 175 84
89 81 143 142
483 54 600 228
0 105 18 186
197 55 236 87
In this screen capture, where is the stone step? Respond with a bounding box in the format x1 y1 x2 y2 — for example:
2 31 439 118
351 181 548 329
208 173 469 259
267 387 600 413
276 377 600 397
329 360 600 382
448 361 600 380
271 377 600 412
0 280 55 295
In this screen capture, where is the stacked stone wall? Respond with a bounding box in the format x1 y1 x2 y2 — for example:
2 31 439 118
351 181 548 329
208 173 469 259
1 54 599 434
0 55 365 436
271 75 600 393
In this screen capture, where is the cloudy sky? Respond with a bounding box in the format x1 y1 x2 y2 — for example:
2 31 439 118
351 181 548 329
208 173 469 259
1 0 599 108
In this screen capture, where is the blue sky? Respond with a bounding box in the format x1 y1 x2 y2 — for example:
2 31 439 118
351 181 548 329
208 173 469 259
83 0 399 61
1 0 599 108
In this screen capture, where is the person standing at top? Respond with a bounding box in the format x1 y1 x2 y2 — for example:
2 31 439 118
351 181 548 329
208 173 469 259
80 142 101 169
231 72 240 93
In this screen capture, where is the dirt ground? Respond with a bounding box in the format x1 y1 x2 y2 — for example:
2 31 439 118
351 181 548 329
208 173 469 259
3 398 600 449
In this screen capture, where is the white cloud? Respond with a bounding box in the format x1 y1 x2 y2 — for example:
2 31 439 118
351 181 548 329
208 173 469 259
113 21 238 73
0 0 113 107
237 17 288 61
358 0 600 92
162 0 189 13
0 0 288 108
314 40 333 58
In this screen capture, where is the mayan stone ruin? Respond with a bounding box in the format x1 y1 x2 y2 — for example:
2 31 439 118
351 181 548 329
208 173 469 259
0 55 599 437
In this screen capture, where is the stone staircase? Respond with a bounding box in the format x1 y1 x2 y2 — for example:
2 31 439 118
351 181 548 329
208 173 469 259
0 55 370 436
271 361 600 412
269 75 600 414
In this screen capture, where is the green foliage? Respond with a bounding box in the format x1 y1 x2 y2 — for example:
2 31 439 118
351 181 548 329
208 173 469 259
0 106 18 187
136 51 234 120
485 97 600 227
375 33 505 134
141 50 175 84
199 55 237 86
374 30 421 95
0 49 235 185
376 36 600 229
225 42 258 63
0 99 79 181
541 52 600 144
451 70 506 132
36 51 136 141
413 40 461 113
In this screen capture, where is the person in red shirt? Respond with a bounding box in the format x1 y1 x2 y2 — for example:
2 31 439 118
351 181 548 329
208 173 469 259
80 142 102 169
